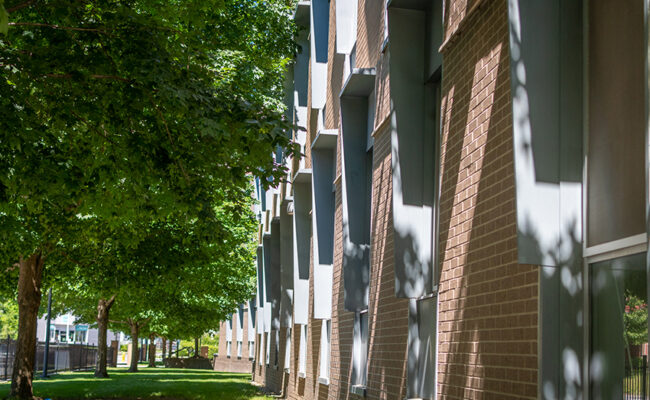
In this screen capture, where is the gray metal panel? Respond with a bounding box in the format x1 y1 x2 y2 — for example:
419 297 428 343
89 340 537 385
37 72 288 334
236 305 244 342
389 8 433 299
294 1 310 27
340 69 377 98
340 96 372 311
407 298 436 398
424 2 443 79
269 220 282 330
507 0 582 267
586 0 646 247
293 181 312 324
312 147 336 319
248 299 257 342
262 236 272 303
508 3 584 397
313 149 336 265
256 247 264 308
312 130 338 150
280 202 294 328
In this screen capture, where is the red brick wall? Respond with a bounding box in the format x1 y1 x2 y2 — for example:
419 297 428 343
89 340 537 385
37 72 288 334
436 1 538 399
214 310 254 374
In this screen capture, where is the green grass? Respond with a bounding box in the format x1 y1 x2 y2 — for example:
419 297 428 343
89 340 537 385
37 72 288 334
0 367 271 400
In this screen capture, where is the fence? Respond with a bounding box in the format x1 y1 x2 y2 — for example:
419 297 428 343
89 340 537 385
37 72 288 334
625 355 649 399
1 337 114 381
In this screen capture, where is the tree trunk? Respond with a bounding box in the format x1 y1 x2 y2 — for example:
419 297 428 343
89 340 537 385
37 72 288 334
127 321 139 373
94 295 116 378
194 337 199 358
161 337 166 361
168 338 172 358
11 252 45 400
148 334 156 368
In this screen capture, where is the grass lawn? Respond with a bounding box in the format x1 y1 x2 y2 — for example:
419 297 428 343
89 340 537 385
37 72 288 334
0 367 271 400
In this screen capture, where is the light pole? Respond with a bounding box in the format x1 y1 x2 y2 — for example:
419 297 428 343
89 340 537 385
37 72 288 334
42 288 52 378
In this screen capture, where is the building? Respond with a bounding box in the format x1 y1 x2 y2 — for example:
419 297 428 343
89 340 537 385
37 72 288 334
219 0 649 398
36 313 120 346
213 304 255 373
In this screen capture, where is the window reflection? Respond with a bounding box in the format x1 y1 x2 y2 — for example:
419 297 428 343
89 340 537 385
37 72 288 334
591 252 648 399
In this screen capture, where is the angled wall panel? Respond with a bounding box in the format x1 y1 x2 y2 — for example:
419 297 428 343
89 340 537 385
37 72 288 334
237 305 244 342
226 317 233 342
507 1 583 398
310 0 329 110
292 178 312 324
248 299 257 342
269 219 282 330
280 200 295 328
336 0 358 55
388 6 432 298
340 70 376 311
312 132 337 320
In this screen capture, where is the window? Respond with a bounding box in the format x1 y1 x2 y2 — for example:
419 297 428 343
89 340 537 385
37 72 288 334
408 297 437 399
265 332 271 365
273 330 279 367
258 333 264 364
298 324 308 377
351 311 368 393
319 320 331 384
226 341 232 358
590 252 647 398
237 341 242 359
249 340 255 360
284 328 292 372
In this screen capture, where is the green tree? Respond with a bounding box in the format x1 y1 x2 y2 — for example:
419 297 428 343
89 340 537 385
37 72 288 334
0 298 18 338
0 0 295 397
624 292 648 346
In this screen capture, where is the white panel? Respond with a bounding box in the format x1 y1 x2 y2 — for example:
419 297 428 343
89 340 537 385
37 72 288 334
226 317 233 342
264 301 272 333
310 0 329 109
248 301 257 342
319 320 331 380
236 308 244 342
257 306 264 334
336 0 358 54
292 182 311 325
313 264 333 319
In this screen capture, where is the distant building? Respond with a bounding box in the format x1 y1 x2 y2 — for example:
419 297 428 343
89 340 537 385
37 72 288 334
36 313 120 346
213 304 255 374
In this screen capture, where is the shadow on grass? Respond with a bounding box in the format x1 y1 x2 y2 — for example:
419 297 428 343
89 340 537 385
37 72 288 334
0 368 270 400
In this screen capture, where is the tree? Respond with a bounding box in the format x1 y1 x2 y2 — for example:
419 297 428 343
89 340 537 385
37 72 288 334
0 0 296 397
0 298 18 338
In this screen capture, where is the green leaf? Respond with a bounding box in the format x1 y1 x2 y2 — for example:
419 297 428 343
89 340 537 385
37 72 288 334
0 0 8 36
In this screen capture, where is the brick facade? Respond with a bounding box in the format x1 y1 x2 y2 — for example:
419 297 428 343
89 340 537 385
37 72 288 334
214 308 254 375
225 1 543 399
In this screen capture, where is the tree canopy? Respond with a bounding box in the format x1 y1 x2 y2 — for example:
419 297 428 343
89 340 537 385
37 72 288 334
0 0 296 397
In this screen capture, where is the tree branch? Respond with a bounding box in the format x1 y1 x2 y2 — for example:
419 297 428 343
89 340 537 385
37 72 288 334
106 294 117 308
5 0 35 13
44 73 131 83
8 22 108 34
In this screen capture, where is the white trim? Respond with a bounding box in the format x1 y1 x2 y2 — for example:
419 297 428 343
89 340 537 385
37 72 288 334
583 233 647 259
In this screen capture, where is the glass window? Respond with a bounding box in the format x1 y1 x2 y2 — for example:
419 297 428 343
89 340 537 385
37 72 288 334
299 324 308 376
226 341 232 358
249 340 255 359
352 311 368 387
408 297 437 398
590 252 647 398
319 320 331 381
237 341 242 358
284 328 292 372
265 332 271 365
587 0 645 247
